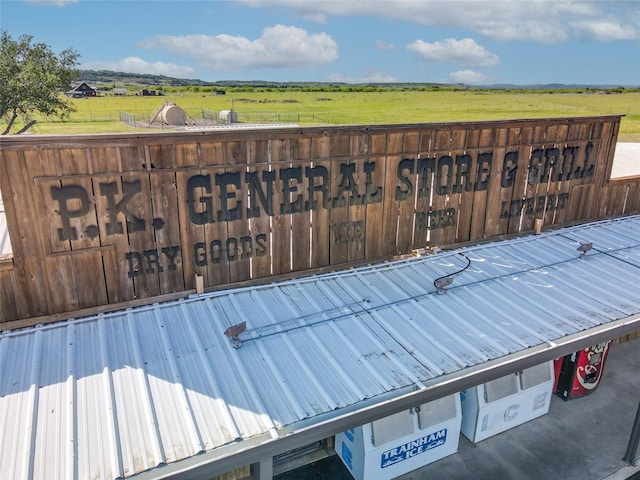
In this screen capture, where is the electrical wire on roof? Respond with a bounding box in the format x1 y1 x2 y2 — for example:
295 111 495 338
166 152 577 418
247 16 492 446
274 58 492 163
235 299 372 344
227 254 475 347
433 253 471 294
224 232 640 347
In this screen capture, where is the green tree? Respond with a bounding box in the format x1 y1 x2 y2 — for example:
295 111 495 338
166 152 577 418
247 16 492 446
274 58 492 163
0 31 80 134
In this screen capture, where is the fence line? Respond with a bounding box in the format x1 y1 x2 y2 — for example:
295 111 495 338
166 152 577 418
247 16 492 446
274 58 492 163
33 109 339 127
119 111 137 127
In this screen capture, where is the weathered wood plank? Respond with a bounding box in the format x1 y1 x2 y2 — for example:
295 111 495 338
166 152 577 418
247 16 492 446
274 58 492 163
310 135 331 268
412 130 434 249
330 133 350 158
175 142 205 289
380 133 404 255
605 183 629 217
270 143 294 276
566 184 596 222
363 134 388 259
247 138 274 278
347 133 370 262
190 142 226 287
71 250 108 309
27 149 84 313
0 269 19 322
396 131 419 253
468 128 494 241
439 128 468 245
428 127 460 247
223 140 252 283
94 172 136 304
455 127 481 243
150 170 184 294
290 137 312 272
483 128 509 238
543 123 570 227
364 154 386 259
2 150 49 317
328 134 356 266
328 161 350 266
146 144 175 170
60 150 102 252
626 182 640 213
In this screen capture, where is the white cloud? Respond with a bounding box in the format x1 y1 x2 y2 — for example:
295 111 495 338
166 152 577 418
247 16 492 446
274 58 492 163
137 25 338 71
449 70 497 84
476 20 569 44
570 21 637 41
407 38 500 67
22 0 78 5
81 57 196 78
361 69 398 83
375 41 396 51
235 0 639 44
236 0 357 24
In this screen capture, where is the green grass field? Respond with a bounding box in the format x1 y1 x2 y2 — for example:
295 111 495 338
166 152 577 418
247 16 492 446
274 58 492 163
8 90 640 141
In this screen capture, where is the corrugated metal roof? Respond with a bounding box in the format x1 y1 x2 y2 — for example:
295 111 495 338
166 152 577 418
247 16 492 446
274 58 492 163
611 142 640 179
2 214 640 480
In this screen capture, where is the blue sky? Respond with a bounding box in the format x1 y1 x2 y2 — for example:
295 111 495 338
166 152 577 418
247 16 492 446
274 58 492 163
1 0 639 85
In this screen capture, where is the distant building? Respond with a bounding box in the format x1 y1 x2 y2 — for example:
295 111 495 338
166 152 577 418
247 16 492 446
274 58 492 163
113 88 127 96
140 89 157 96
66 82 98 98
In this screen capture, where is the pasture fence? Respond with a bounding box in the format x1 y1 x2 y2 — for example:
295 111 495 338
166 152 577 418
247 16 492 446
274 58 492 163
33 108 341 128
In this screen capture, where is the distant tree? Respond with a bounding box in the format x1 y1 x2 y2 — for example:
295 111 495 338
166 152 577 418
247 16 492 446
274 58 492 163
0 31 80 134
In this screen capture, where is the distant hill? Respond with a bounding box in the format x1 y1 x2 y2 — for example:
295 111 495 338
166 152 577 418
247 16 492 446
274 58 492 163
478 83 637 90
78 70 216 87
77 70 639 91
77 70 458 89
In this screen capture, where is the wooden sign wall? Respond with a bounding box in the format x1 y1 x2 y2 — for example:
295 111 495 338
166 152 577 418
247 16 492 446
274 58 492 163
2 115 638 326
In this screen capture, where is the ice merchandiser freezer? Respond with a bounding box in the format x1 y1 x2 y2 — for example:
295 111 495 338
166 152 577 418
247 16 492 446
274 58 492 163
460 361 555 442
555 341 611 400
336 394 462 480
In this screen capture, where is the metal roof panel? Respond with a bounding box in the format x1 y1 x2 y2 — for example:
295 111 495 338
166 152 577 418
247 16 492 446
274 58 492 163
2 214 640 479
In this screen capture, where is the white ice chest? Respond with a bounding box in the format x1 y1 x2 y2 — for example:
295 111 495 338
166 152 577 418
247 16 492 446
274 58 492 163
460 361 555 443
336 393 462 480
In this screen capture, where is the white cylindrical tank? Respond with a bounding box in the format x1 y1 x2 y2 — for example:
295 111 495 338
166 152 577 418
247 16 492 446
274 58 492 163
158 104 187 125
219 110 238 123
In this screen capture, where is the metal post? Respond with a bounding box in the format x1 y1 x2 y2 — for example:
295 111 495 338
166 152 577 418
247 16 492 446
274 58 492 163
623 401 640 465
249 457 273 480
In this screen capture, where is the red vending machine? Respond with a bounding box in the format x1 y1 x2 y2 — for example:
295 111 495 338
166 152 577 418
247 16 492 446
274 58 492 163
554 341 611 400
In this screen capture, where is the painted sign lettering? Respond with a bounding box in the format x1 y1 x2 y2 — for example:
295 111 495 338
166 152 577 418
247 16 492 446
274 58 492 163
47 142 595 279
126 246 181 278
380 428 447 468
51 144 592 240
395 152 493 199
185 161 382 226
500 193 570 219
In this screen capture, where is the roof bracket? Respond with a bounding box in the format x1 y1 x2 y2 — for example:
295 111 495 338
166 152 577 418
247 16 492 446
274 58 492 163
224 321 247 349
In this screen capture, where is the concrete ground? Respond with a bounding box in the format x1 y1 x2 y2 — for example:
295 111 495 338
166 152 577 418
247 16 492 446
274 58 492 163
275 337 640 480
